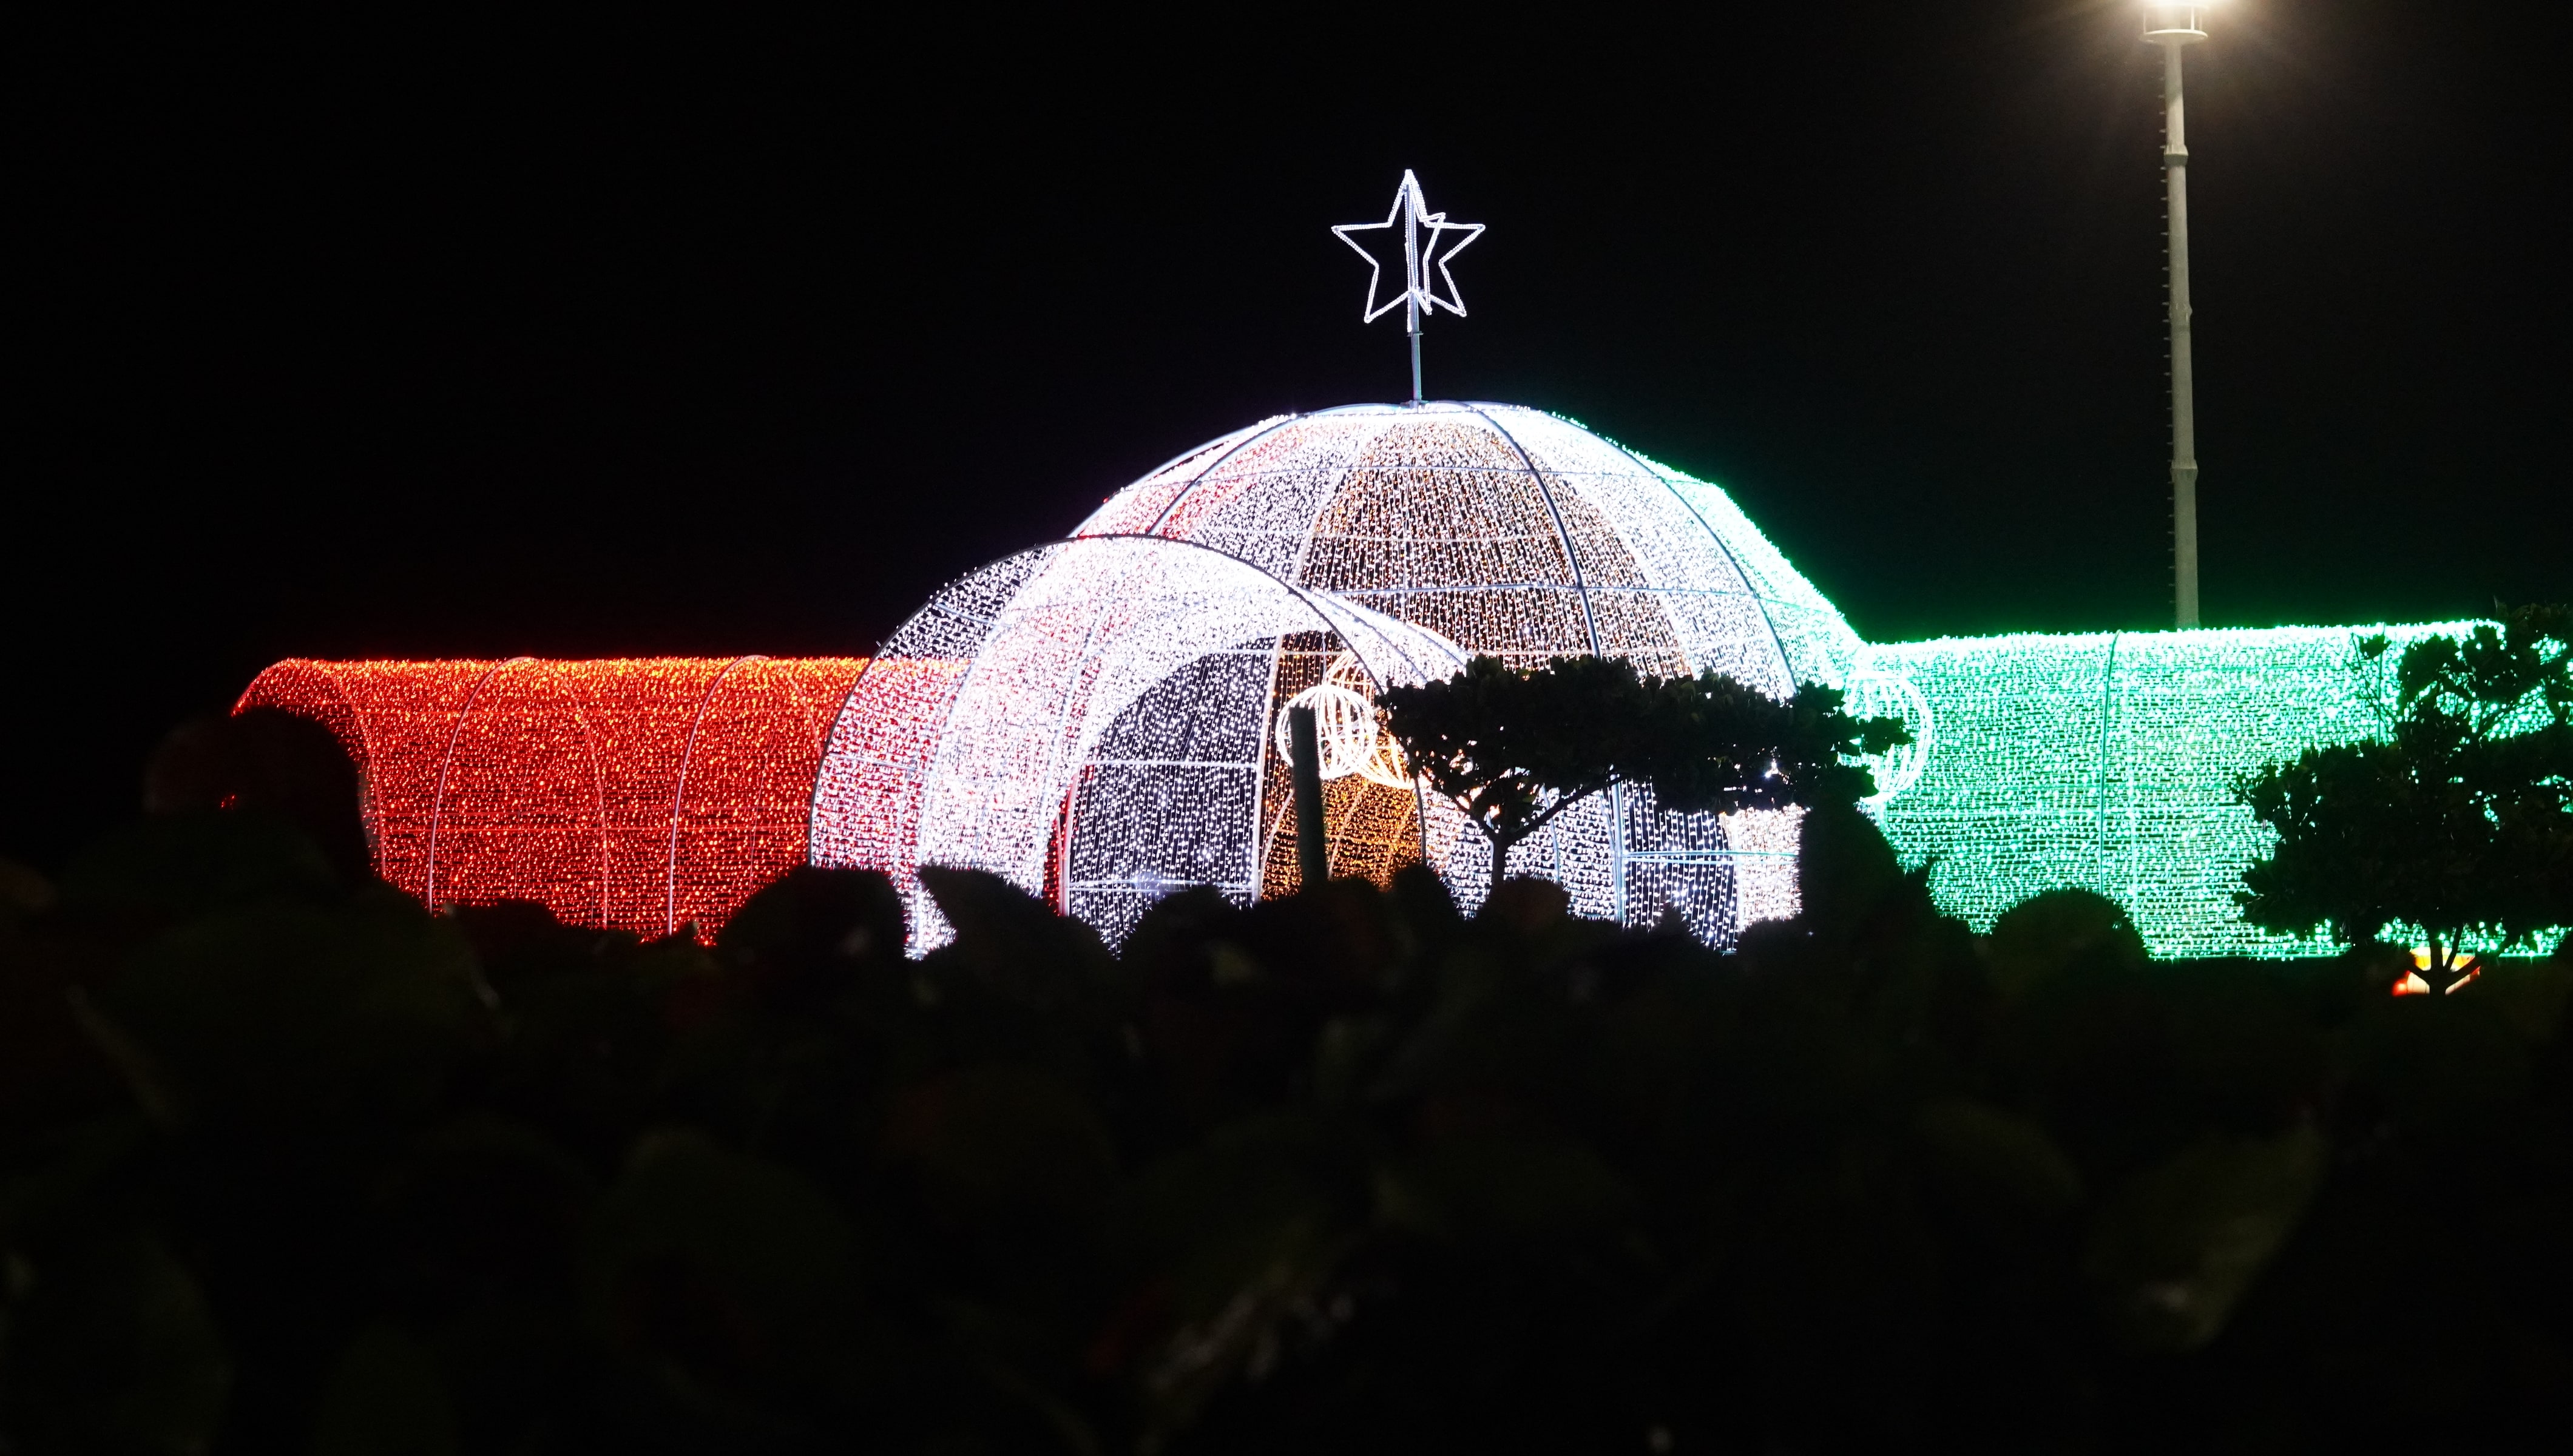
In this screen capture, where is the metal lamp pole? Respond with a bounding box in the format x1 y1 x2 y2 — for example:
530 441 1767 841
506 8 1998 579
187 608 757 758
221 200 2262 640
2146 4 2208 628
1404 189 1425 403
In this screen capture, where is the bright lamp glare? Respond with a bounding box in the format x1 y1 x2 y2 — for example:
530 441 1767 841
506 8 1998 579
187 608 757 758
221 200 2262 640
2142 2 2212 42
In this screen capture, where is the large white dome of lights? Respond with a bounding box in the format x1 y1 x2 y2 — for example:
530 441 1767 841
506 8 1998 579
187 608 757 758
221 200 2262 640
811 401 1868 947
1078 401 1863 690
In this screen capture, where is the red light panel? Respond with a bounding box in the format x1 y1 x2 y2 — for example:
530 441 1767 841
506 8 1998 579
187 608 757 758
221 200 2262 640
236 656 867 939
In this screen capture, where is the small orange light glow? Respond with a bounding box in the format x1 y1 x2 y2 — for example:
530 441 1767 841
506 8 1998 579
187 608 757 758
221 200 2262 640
2392 947 2483 997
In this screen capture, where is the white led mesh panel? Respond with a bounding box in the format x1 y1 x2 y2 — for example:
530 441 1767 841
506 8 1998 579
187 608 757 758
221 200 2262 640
1072 401 1864 935
1865 622 2501 957
808 536 1468 947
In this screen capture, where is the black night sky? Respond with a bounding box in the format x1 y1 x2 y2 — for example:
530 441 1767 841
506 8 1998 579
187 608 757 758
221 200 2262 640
14 2 2569 869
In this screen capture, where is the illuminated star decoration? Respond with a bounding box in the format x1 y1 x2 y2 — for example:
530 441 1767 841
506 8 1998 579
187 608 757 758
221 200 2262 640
1332 170 1484 325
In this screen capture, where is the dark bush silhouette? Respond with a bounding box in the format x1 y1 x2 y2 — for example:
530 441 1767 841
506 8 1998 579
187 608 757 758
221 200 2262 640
1 798 2569 1453
2237 603 2573 981
142 708 374 883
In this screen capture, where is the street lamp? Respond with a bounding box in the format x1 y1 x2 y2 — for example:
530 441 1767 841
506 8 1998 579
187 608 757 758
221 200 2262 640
2145 3 2208 628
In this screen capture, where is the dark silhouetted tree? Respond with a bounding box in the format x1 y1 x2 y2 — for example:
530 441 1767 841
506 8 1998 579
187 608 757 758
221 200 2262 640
2237 604 2573 981
1378 654 1910 898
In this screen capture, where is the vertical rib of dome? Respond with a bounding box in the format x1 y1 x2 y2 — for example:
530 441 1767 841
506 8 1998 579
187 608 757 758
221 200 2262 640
1141 416 1300 536
1462 404 1603 656
1583 431 1796 683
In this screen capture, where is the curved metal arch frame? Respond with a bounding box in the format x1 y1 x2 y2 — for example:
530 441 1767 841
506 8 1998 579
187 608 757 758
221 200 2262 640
1568 423 1801 689
1461 403 1605 657
423 656 528 908
665 654 762 936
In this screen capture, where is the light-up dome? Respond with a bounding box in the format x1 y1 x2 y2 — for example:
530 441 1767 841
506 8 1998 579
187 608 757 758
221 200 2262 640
1077 402 1862 690
1073 401 1862 935
811 402 1868 946
808 535 1468 945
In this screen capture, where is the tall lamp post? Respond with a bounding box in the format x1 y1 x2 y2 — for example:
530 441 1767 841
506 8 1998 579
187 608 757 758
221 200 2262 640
2146 3 2209 628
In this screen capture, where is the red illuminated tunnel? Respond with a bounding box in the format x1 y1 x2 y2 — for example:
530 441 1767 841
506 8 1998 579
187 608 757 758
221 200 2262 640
237 657 868 938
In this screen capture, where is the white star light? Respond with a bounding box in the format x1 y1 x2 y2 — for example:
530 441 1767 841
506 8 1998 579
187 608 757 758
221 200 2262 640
1332 170 1484 323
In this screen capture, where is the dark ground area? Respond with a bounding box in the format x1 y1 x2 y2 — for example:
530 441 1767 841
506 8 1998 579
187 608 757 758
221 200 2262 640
5 785 2569 1452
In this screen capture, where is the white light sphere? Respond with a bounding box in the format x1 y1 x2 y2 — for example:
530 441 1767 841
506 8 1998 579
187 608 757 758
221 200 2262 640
1075 400 1865 939
813 402 1865 948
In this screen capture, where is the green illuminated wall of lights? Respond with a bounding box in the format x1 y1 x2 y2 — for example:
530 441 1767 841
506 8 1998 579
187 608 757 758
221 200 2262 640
1867 622 2484 959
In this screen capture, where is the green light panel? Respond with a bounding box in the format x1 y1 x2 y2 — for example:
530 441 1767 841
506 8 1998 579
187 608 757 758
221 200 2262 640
1867 622 2481 958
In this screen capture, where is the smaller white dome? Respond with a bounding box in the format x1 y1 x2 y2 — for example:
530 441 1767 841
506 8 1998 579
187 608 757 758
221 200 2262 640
808 534 1466 946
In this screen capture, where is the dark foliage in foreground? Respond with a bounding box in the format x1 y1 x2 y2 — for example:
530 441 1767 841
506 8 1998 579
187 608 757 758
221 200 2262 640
2 808 2571 1453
